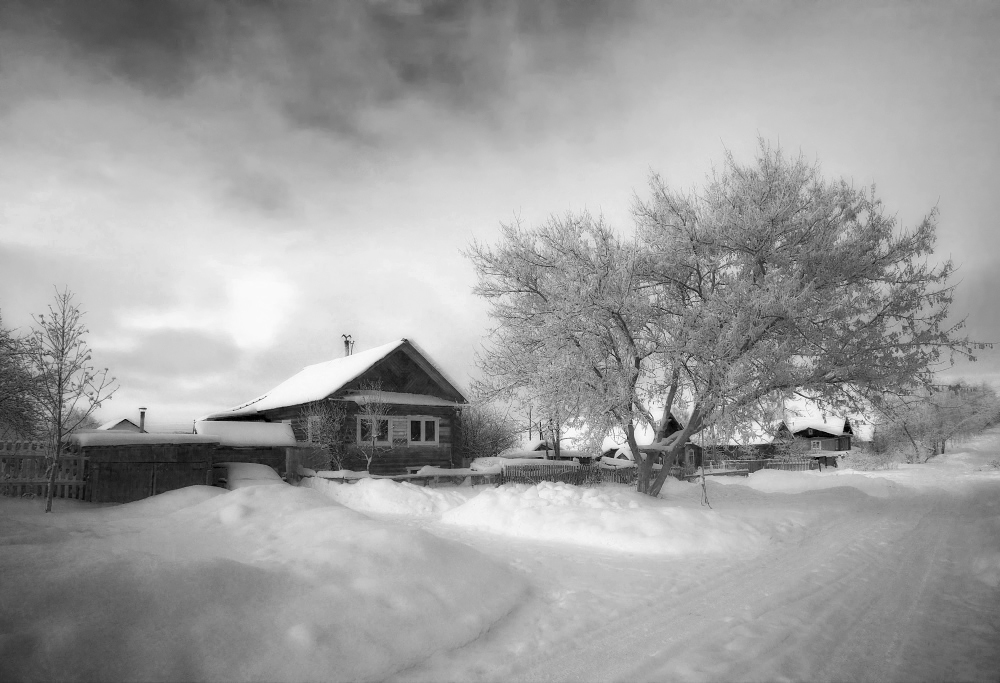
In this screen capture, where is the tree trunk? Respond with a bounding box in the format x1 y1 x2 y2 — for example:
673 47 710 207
648 405 703 497
655 368 680 442
45 439 60 513
629 423 652 494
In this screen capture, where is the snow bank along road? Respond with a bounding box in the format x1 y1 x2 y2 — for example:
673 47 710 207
477 484 1000 683
389 451 1000 682
1 433 999 682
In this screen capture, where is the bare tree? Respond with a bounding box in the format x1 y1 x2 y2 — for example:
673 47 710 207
356 381 390 473
298 400 350 470
454 402 521 462
26 288 117 512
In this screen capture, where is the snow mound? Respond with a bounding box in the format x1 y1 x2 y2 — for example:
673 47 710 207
711 468 902 497
440 481 768 556
303 476 474 516
2 485 525 683
971 551 1000 588
98 484 227 518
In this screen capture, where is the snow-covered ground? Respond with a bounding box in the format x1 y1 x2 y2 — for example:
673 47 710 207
3 431 1000 682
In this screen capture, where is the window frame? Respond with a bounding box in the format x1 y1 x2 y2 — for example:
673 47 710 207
406 416 440 445
357 416 392 445
810 439 822 451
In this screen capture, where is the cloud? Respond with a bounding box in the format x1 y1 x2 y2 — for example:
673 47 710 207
102 328 241 378
0 0 641 144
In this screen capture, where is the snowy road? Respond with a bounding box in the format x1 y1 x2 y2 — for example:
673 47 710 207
397 474 1000 682
525 486 1000 682
3 439 999 682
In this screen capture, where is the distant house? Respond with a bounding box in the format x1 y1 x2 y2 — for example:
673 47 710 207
693 411 854 467
778 415 853 455
200 339 468 474
96 418 142 433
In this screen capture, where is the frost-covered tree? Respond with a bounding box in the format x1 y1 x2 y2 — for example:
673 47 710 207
468 213 663 477
27 288 117 511
632 141 970 494
875 383 999 462
470 141 974 496
0 314 39 440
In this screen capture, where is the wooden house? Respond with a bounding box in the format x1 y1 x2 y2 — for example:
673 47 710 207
778 415 853 454
200 339 468 474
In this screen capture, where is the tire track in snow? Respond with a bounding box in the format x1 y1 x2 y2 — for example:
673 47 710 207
504 486 1000 682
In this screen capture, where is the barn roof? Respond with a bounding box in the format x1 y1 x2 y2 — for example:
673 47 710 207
202 339 467 420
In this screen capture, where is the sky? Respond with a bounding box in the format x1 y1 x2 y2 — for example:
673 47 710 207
0 0 998 431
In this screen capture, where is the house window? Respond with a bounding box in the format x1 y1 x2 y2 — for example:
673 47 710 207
358 417 391 445
810 440 822 451
408 417 439 444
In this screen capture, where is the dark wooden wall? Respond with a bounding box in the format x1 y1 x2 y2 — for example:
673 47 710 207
255 401 461 474
85 444 215 503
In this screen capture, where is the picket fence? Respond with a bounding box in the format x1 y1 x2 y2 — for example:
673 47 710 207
0 442 89 500
703 458 817 474
498 462 640 487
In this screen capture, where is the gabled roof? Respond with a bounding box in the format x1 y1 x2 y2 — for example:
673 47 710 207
783 415 851 437
203 339 467 420
97 418 141 432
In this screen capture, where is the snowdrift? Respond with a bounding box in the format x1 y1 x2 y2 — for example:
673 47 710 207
710 468 904 497
0 485 525 683
440 481 768 556
303 475 475 516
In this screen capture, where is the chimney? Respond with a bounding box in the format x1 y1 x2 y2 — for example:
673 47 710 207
342 334 353 357
139 407 146 433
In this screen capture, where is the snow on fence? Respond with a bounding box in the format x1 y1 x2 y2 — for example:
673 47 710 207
499 462 639 487
702 459 818 474
0 451 89 500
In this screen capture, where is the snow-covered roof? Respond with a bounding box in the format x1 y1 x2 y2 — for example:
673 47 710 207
69 432 221 447
783 415 849 437
97 418 141 431
690 421 779 447
202 339 467 420
194 421 297 447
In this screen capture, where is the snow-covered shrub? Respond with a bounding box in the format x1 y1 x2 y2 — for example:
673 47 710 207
841 443 899 470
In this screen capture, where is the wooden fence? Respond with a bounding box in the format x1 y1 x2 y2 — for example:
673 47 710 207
703 459 818 474
0 451 89 500
498 462 640 487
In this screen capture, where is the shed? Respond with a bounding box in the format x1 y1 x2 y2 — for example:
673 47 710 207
68 432 221 503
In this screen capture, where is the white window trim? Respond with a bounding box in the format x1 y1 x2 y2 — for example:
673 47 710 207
406 416 440 445
357 416 392 445
810 439 822 451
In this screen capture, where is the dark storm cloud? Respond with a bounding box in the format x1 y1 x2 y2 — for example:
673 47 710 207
0 0 220 96
1 0 638 135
